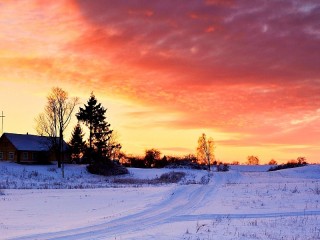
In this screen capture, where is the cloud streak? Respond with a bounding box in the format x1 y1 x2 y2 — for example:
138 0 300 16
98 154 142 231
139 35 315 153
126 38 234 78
1 0 320 161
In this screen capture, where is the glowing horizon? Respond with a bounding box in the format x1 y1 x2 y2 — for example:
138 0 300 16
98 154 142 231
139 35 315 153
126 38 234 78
1 0 320 164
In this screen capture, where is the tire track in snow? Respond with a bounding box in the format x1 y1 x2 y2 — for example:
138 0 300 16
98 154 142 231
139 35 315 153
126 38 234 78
169 210 320 222
11 172 227 240
13 170 307 240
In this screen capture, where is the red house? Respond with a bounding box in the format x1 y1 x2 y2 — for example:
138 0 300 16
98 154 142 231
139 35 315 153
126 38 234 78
0 133 69 163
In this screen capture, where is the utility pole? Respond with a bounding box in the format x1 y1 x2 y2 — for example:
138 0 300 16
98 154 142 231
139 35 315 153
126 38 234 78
0 111 5 135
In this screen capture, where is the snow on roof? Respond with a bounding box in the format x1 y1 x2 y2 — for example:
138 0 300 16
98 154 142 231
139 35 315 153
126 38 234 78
3 133 67 151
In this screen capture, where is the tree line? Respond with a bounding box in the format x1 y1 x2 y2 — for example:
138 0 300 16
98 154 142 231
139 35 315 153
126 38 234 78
35 87 125 176
35 87 218 173
35 87 308 176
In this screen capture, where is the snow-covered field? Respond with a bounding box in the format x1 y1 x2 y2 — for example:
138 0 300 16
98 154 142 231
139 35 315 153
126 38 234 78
1 162 320 240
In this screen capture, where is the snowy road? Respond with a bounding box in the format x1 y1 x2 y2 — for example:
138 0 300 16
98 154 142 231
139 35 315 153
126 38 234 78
10 177 219 240
2 164 320 239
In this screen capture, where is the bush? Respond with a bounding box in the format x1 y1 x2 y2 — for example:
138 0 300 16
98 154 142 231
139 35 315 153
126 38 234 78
127 157 146 168
311 184 320 195
166 160 208 170
216 163 229 172
87 160 129 176
112 178 153 185
112 171 186 185
268 160 307 172
158 171 186 183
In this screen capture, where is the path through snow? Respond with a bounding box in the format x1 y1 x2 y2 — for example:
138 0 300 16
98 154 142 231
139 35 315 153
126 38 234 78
1 164 320 239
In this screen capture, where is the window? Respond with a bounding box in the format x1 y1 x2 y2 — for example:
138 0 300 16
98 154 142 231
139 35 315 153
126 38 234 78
0 152 3 160
8 152 14 160
23 152 28 160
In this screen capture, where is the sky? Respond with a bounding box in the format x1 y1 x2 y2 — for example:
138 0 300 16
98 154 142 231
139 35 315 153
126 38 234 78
0 0 320 164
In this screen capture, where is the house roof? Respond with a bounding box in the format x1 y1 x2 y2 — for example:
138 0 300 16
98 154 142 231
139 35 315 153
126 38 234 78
2 133 68 151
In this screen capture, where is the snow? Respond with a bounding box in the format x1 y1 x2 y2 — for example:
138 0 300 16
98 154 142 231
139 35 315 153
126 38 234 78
1 162 320 239
3 133 67 152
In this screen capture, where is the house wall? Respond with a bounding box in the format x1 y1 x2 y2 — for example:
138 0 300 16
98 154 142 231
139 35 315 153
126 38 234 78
17 151 38 163
0 135 18 162
0 133 70 164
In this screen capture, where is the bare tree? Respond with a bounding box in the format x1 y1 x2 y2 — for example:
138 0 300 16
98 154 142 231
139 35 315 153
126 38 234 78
196 133 215 171
297 156 307 165
268 159 277 165
35 87 79 173
107 131 122 161
247 155 260 165
144 148 161 168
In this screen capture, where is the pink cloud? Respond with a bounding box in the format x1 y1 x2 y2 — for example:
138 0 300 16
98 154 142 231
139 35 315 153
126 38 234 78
2 0 320 155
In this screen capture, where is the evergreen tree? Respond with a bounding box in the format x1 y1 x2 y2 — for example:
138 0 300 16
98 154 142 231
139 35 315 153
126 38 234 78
76 93 113 162
69 123 86 163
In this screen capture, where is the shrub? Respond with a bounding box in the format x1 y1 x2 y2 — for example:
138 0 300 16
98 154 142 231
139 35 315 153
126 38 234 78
268 159 307 172
127 157 146 168
47 167 57 173
112 178 153 185
112 171 186 185
28 171 39 178
200 174 210 184
87 160 129 176
216 163 229 172
158 171 186 183
166 160 208 170
311 184 320 195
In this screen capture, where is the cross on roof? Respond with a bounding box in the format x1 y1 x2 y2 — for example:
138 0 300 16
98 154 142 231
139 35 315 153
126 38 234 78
0 111 5 134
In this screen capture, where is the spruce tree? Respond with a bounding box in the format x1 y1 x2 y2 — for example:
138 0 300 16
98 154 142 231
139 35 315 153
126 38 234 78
69 123 86 163
76 93 113 162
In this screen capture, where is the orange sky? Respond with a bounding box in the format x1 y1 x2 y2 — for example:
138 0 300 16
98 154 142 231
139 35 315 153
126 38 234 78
1 0 320 164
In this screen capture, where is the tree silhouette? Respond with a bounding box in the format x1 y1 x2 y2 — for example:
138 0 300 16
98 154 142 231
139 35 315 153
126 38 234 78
196 133 215 171
35 87 79 172
76 93 112 162
144 149 161 168
247 155 260 165
69 123 86 163
268 159 277 165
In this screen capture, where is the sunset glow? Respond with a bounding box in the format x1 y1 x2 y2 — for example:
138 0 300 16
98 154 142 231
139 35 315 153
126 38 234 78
1 0 320 163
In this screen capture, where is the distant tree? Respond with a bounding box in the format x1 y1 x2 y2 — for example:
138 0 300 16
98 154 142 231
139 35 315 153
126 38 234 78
268 158 308 172
116 151 127 165
154 155 169 168
35 87 79 172
144 148 161 168
76 93 113 162
268 159 277 165
182 154 197 163
247 155 260 165
196 133 215 171
69 123 86 163
128 156 145 168
297 156 307 165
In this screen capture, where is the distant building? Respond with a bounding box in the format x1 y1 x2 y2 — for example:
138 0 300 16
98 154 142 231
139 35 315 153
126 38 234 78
0 133 69 163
